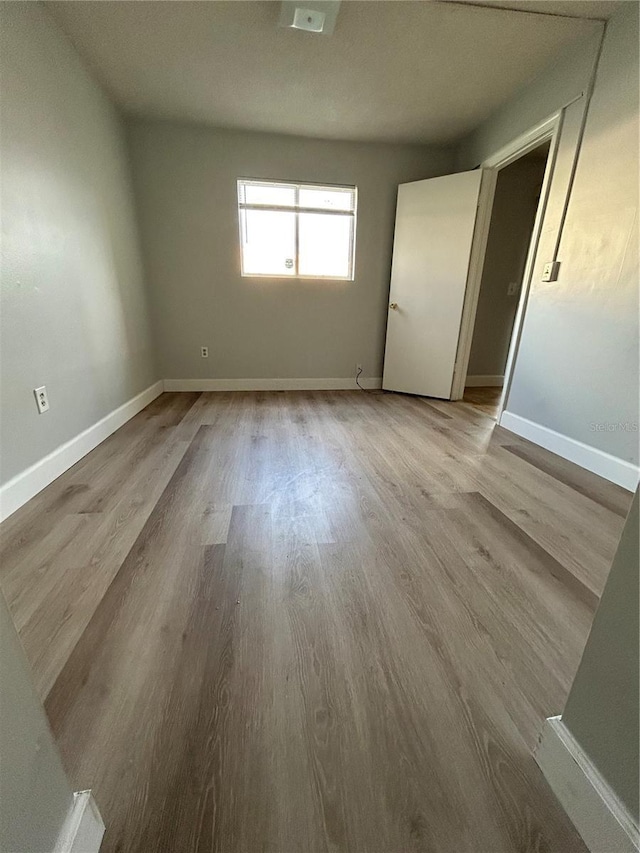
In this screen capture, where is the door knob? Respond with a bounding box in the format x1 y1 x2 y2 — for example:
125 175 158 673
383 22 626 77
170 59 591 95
389 302 398 310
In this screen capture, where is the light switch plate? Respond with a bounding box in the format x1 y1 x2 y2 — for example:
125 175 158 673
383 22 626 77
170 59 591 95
542 261 560 282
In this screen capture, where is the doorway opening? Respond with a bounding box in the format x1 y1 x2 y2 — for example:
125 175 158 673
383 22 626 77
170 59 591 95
463 140 551 419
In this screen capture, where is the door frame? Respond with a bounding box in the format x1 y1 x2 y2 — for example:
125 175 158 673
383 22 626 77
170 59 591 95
450 111 563 409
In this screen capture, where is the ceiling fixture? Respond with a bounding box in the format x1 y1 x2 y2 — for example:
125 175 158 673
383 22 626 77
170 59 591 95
278 0 341 35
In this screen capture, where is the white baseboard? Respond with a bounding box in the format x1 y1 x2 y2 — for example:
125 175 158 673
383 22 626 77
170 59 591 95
499 411 639 491
465 374 504 387
536 716 639 853
54 791 105 853
163 377 383 392
0 380 164 523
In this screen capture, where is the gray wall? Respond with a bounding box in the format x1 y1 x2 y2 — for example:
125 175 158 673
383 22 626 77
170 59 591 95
0 590 74 852
467 156 545 378
456 22 602 170
126 120 453 382
507 4 639 466
562 490 639 820
458 6 639 466
0 2 157 487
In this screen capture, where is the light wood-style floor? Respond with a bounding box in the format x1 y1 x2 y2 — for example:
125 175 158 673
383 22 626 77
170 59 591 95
462 385 502 417
0 390 632 853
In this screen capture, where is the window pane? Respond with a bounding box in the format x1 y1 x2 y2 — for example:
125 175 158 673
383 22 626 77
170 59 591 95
298 213 353 278
239 181 296 208
240 209 296 276
299 186 355 211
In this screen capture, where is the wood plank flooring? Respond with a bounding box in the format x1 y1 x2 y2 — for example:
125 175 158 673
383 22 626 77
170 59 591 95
0 390 632 853
462 385 502 416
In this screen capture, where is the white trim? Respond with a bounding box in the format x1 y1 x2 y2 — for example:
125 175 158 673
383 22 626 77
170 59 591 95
483 112 565 170
464 375 504 387
0 380 164 522
500 411 639 491
535 716 639 853
451 112 562 403
163 377 383 392
491 113 564 421
54 791 105 853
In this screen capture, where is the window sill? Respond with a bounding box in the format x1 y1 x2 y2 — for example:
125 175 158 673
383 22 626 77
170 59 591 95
240 273 354 282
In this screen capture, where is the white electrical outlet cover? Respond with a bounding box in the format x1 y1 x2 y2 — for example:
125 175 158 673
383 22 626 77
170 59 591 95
34 386 50 414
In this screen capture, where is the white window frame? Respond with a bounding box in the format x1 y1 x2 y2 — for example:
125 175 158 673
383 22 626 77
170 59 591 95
237 178 357 281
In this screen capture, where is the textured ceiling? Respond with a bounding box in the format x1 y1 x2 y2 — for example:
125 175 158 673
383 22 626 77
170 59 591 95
46 0 603 145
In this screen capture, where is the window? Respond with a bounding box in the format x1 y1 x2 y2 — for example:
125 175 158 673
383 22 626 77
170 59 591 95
237 179 357 280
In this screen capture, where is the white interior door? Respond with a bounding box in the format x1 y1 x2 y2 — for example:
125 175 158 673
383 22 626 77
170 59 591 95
382 170 485 399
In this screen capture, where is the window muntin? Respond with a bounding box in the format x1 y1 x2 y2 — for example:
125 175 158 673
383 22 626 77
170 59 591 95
237 179 357 279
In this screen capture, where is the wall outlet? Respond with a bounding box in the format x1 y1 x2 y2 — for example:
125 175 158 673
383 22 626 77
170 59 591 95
200 346 209 358
34 386 49 414
507 281 519 296
542 261 560 282
356 363 362 375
